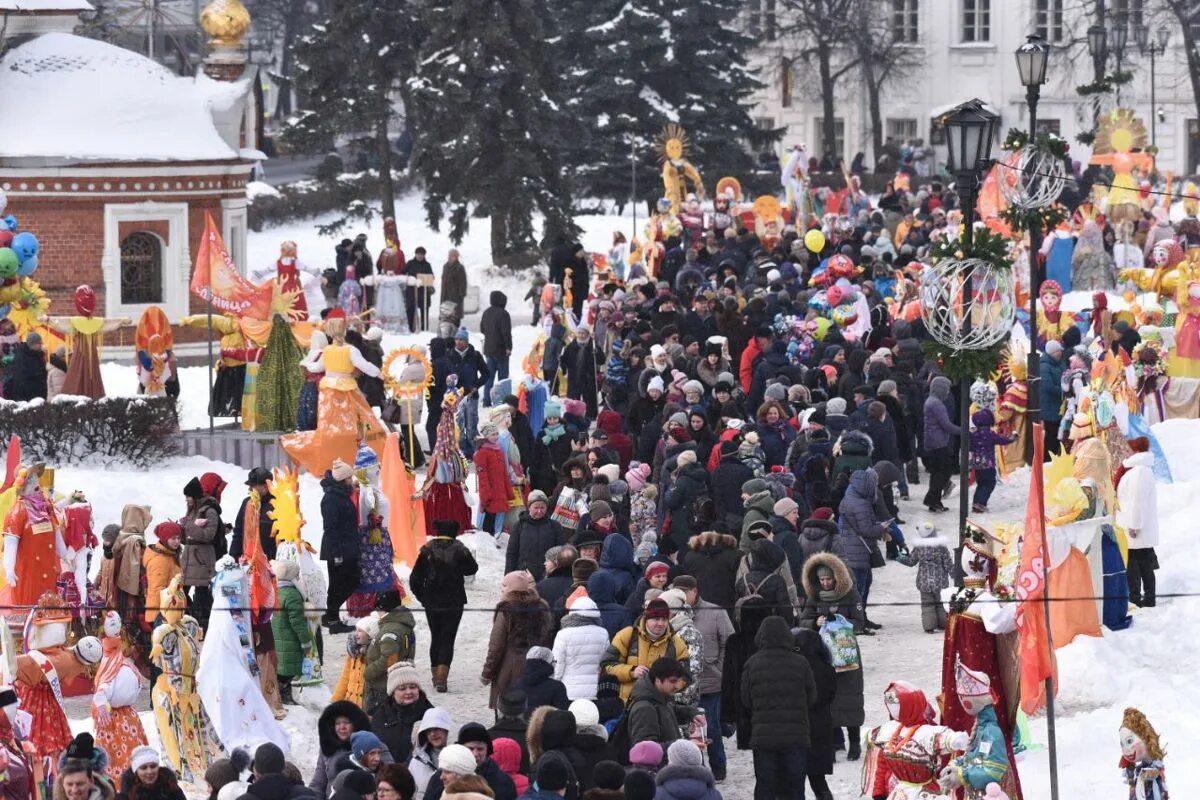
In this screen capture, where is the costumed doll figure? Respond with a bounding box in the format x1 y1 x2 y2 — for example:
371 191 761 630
1133 345 1169 424
1072 220 1118 291
91 611 147 783
197 561 289 751
136 334 173 397
41 285 131 400
1035 280 1075 349
298 330 327 431
1168 251 1200 378
0 688 34 800
417 388 473 539
994 349 1029 475
782 145 810 229
1119 707 1168 800
252 241 321 321
57 490 94 607
1178 183 1200 248
150 576 222 782
179 314 253 418
939 661 1015 800
679 193 706 251
14 595 102 771
254 313 305 433
347 444 396 617
362 249 411 334
1040 224 1075 294
338 265 364 321
863 681 965 800
609 231 629 281
3 464 66 611
658 124 704 214
280 309 386 477
489 405 526 531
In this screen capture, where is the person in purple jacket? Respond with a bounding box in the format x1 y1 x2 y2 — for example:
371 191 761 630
969 409 1014 513
922 376 960 513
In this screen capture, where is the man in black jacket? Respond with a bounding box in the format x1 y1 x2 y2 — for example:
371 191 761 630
449 328 490 458
503 395 535 467
3 333 46 401
403 246 435 331
230 466 275 561
479 291 512 407
505 492 568 580
741 615 817 800
320 460 359 633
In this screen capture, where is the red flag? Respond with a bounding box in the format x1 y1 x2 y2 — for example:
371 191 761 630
1016 422 1057 715
190 212 273 319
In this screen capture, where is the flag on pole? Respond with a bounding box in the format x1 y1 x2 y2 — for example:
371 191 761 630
381 432 426 568
190 212 273 319
1016 422 1057 715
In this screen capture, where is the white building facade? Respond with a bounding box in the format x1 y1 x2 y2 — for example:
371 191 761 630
748 0 1198 176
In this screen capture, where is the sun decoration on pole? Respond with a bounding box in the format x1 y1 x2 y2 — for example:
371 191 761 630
382 346 434 401
656 123 690 163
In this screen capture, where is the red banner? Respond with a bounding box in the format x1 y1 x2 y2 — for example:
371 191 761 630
1016 423 1057 714
190 212 273 319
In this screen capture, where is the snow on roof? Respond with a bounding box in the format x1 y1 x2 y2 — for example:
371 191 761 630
0 0 91 11
0 33 240 162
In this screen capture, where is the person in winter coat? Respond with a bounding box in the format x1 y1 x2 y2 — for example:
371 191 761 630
370 661 435 764
767 497 805 585
740 616 816 799
969 409 1013 513
410 708 454 800
859 401 899 467
656 590 703 709
436 725 516 800
116 748 186 800
594 534 638 605
2 335 46 401
798 508 836 567
312 701 373 797
483 572 553 708
623 559 669 616
754 400 796 469
585 571 631 640
511 647 570 713
834 467 887 621
1117 449 1160 607
567 700 615 791
531 401 576 494
231 467 277 562
562 325 600 418
525 707 587 798
142 521 182 626
537 545 577 607
479 291 512 407
791 629 836 800
320 462 360 632
922 376 960 511
899 523 953 632
651 740 720 800
710 440 754 530
739 479 775 551
627 659 696 748
601 600 690 701
797 553 865 758
270 558 312 704
1039 340 1066 456
490 737 528 797
738 536 796 625
363 590 417 714
181 473 225 627
506 494 568 581
663 451 710 556
551 597 610 701
410 519 480 692
46 345 67 400
487 689 531 774
679 531 742 611
474 421 514 540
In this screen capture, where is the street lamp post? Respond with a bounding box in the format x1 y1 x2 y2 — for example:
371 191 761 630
939 99 999 577
1137 25 1171 148
1086 24 1108 131
1015 34 1050 465
1110 12 1128 104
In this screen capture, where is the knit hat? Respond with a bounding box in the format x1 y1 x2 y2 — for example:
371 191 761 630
154 520 182 543
544 399 563 419
454 326 469 341
386 661 421 696
253 742 286 775
437 744 477 776
668 411 689 428
588 500 613 520
628 739 664 766
1045 339 1064 356
568 699 600 728
204 750 250 795
676 450 697 468
815 564 834 580
330 459 353 482
826 397 847 415
498 688 527 718
682 380 703 396
643 598 670 620
101 523 120 547
773 497 799 517
526 646 555 665
350 730 385 760
764 383 787 402
596 463 620 484
625 462 651 492
811 506 834 521
129 746 159 771
624 770 657 800
878 379 898 396
342 770 377 797
742 478 768 495
647 375 665 394
658 588 688 613
534 757 570 792
526 489 549 507
667 739 703 767
593 760 626 791
645 561 670 579
457 722 492 752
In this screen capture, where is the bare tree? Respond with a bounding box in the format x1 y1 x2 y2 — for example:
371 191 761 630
846 0 922 166
1160 0 1200 147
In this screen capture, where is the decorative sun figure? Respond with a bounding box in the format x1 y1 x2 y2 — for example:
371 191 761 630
1093 108 1148 155
657 123 690 164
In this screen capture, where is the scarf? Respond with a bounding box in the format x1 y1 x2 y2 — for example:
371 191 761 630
541 422 566 445
21 491 49 525
818 589 839 602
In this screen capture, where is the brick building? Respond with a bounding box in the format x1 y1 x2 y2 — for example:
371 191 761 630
0 0 258 327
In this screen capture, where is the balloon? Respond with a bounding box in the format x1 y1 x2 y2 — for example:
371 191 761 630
0 232 12 249
804 229 826 253
16 255 36 277
813 317 832 340
0 249 18 280
826 285 845 307
11 232 37 266
0 215 16 232
832 306 858 327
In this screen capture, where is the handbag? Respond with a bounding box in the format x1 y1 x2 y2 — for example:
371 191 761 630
860 535 886 569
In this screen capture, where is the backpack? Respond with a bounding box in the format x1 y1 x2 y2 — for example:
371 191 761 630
734 573 767 627
688 490 715 532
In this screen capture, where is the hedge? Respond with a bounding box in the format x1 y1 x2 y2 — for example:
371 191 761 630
0 395 181 467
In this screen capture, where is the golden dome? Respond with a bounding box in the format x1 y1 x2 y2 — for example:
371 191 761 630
200 0 251 49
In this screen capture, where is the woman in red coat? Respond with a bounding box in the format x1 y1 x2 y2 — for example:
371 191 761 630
474 420 514 542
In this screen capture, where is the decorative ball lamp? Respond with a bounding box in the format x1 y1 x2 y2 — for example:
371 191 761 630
920 259 1016 350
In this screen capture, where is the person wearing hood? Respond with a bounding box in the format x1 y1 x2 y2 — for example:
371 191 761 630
798 507 836 567
791 629 836 800
1117 448 1160 607
797 554 865 758
968 409 1013 513
142 521 182 626
487 690 531 773
97 504 150 629
312 701 374 797
525 708 586 798
371 661 435 764
362 590 418 714
740 616 816 800
663 451 710 556
550 596 610 702
922 376 960 511
835 467 887 629
483 573 553 709
489 737 528 797
320 461 360 633
601 600 690 702
737 534 796 626
594 534 638 604
653 740 720 800
270 558 312 705
479 290 511 407
410 708 454 800
830 429 873 497
710 440 753 530
738 479 775 552
678 531 740 610
585 571 631 640
595 411 633 472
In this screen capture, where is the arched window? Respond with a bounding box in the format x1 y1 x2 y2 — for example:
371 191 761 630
119 232 163 304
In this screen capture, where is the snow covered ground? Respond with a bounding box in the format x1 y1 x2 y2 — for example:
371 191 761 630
56 198 1199 798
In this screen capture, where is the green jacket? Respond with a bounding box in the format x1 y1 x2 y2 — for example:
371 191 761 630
271 584 312 678
740 491 775 552
363 607 417 713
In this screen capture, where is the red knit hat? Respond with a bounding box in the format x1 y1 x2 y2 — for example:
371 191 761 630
643 599 670 620
811 507 834 521
645 561 670 579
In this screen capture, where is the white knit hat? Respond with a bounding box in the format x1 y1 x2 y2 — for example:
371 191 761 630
130 746 160 771
568 699 600 728
386 661 421 696
438 744 477 776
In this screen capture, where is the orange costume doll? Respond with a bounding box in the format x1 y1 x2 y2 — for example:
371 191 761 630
41 286 132 400
2 464 65 611
91 611 147 782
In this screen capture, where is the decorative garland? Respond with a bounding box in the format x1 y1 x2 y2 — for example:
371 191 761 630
1000 202 1069 235
382 346 433 401
999 128 1070 159
921 339 1008 384
930 227 1015 272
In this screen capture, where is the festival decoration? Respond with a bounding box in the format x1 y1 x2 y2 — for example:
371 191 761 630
1119 707 1168 800
920 257 1016 350
43 286 133 399
382 346 434 401
1089 109 1153 224
134 307 175 398
804 228 826 253
1168 250 1200 378
997 128 1068 211
657 124 704 214
752 195 784 251
939 660 1018 799
862 681 964 800
190 212 274 319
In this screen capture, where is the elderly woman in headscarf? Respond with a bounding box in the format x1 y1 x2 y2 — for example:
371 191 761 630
482 571 552 708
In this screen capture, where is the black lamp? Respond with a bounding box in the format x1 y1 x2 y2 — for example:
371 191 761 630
1087 23 1107 59
1015 34 1050 88
1110 12 1128 55
939 99 999 176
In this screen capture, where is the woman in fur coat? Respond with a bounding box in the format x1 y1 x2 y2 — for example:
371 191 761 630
482 571 552 708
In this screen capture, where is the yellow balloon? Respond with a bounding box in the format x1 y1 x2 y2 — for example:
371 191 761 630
804 229 826 253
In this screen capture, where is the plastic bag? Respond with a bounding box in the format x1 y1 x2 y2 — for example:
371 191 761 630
552 486 585 529
820 613 861 672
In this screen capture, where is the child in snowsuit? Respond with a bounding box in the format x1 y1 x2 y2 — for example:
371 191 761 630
970 409 1014 513
901 522 954 632
628 474 657 538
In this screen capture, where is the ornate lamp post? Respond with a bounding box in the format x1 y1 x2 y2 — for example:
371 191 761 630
1136 25 1170 147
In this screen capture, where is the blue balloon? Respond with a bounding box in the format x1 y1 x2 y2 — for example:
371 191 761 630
16 254 37 276
11 231 37 265
0 304 10 319
1 215 17 232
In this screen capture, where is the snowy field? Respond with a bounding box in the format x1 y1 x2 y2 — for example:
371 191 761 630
55 192 1200 798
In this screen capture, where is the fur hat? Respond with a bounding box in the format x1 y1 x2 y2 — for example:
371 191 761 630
526 489 549 507
130 746 159 771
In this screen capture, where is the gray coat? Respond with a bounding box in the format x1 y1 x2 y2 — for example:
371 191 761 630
180 498 221 587
833 469 887 572
693 598 735 695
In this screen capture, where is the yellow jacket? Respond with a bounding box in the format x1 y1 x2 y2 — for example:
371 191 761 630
601 618 689 701
142 543 181 624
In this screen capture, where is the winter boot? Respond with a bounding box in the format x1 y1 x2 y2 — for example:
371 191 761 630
847 740 862 760
433 664 449 693
279 677 298 706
